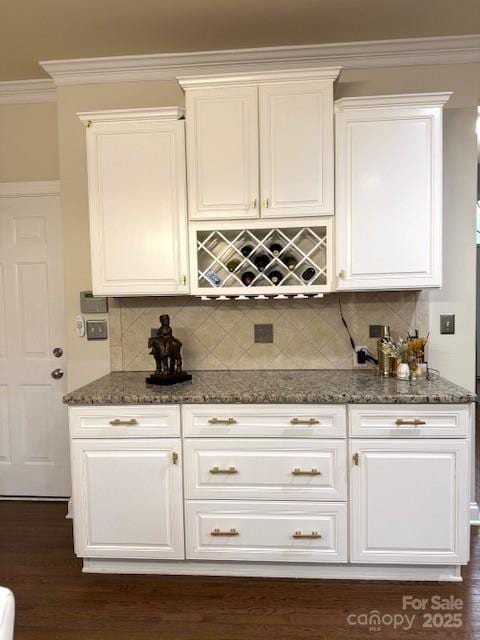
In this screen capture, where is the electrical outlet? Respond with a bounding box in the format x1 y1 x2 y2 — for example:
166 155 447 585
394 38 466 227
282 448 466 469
254 324 273 343
353 346 368 368
369 325 383 338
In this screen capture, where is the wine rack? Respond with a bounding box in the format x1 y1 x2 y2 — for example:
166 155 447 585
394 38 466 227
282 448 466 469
190 221 332 297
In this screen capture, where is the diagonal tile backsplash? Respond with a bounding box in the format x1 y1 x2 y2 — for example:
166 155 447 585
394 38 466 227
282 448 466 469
109 291 428 372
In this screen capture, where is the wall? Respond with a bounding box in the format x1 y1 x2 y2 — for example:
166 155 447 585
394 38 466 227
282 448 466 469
55 62 479 392
109 292 427 372
0 101 59 181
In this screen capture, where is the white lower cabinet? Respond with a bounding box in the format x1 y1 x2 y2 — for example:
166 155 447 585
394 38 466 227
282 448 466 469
350 439 470 564
71 438 184 559
68 403 472 579
185 501 347 563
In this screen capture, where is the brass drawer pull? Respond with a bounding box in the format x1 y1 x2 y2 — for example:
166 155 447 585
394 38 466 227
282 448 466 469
109 418 138 426
290 418 320 425
292 468 321 476
293 530 322 539
209 466 238 474
208 417 237 425
211 528 239 537
395 418 426 426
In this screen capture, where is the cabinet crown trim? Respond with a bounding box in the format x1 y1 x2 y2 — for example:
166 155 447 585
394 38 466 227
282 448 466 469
178 67 341 89
77 106 185 124
335 92 452 111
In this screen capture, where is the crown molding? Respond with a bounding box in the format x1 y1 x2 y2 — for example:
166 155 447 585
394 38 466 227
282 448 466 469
0 79 56 104
178 67 341 89
0 181 60 197
39 35 480 86
77 106 185 124
335 91 452 111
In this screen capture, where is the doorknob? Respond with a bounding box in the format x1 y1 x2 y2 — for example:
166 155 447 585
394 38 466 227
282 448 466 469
53 347 63 358
51 368 64 380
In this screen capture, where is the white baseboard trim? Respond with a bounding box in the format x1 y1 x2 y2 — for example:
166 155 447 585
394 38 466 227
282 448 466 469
0 496 68 501
83 559 463 582
470 501 480 525
66 498 73 520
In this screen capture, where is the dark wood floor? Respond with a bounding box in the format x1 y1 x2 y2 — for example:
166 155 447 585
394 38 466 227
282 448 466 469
0 500 478 640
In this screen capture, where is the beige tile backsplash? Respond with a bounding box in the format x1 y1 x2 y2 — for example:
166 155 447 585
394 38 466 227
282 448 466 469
109 291 428 372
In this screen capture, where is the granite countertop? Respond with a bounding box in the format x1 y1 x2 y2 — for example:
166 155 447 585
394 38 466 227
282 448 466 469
63 370 475 405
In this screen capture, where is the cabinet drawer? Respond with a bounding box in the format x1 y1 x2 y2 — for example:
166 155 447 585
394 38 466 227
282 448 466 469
184 439 346 500
182 404 346 438
69 405 181 438
185 501 347 563
349 404 470 438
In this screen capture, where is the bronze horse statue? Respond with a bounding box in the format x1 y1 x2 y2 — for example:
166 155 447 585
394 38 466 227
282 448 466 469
148 314 183 376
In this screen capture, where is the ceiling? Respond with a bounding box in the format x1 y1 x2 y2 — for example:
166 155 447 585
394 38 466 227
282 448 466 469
1 0 480 81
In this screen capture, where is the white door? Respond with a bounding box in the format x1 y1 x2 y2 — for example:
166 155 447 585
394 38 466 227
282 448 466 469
259 81 334 218
185 86 259 220
350 439 469 564
0 182 69 497
71 438 184 559
81 109 189 296
335 94 449 291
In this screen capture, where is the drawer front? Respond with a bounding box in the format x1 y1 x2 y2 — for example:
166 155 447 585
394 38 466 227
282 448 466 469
184 439 347 501
182 404 346 438
349 404 470 438
69 405 181 438
186 501 347 562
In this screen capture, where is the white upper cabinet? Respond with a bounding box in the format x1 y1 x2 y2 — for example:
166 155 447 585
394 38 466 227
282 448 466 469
179 69 340 221
335 93 450 291
183 86 259 220
78 108 189 296
259 80 334 218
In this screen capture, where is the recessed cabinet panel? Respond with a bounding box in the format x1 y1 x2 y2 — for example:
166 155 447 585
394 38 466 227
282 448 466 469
335 94 449 291
80 109 189 296
259 81 334 217
350 439 469 564
71 438 184 559
185 87 259 220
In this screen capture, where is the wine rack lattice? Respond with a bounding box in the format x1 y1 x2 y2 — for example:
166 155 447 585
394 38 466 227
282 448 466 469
196 226 328 292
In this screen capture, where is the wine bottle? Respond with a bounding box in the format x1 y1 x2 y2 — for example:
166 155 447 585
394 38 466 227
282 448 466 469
241 271 255 286
269 243 283 257
301 267 316 282
226 259 240 272
253 254 270 272
240 245 253 257
206 270 221 286
283 255 298 271
268 270 283 285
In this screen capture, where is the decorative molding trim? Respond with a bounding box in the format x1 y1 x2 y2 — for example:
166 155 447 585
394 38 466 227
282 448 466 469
0 180 60 197
178 67 341 89
0 79 56 104
77 106 185 125
83 558 463 582
39 35 480 86
335 91 453 111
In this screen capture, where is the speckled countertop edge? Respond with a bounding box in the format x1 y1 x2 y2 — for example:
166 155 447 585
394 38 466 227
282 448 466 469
63 370 476 406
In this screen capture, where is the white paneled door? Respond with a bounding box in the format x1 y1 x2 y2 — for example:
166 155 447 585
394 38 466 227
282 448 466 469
0 182 69 497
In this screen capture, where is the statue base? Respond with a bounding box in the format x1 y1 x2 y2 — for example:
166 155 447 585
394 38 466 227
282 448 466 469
146 372 192 386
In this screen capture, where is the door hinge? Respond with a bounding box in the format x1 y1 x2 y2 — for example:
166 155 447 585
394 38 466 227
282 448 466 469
172 452 178 465
352 452 359 466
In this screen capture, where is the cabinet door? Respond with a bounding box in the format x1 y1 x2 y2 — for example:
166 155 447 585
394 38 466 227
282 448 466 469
185 87 259 220
335 96 447 290
71 439 184 559
85 115 189 295
350 440 469 564
259 81 334 218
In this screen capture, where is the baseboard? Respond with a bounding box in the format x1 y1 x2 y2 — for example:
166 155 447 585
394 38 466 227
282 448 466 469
66 498 73 520
83 559 463 582
470 501 480 526
0 496 68 501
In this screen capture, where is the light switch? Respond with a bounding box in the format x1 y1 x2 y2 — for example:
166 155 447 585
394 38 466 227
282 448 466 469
440 314 455 335
86 319 108 340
